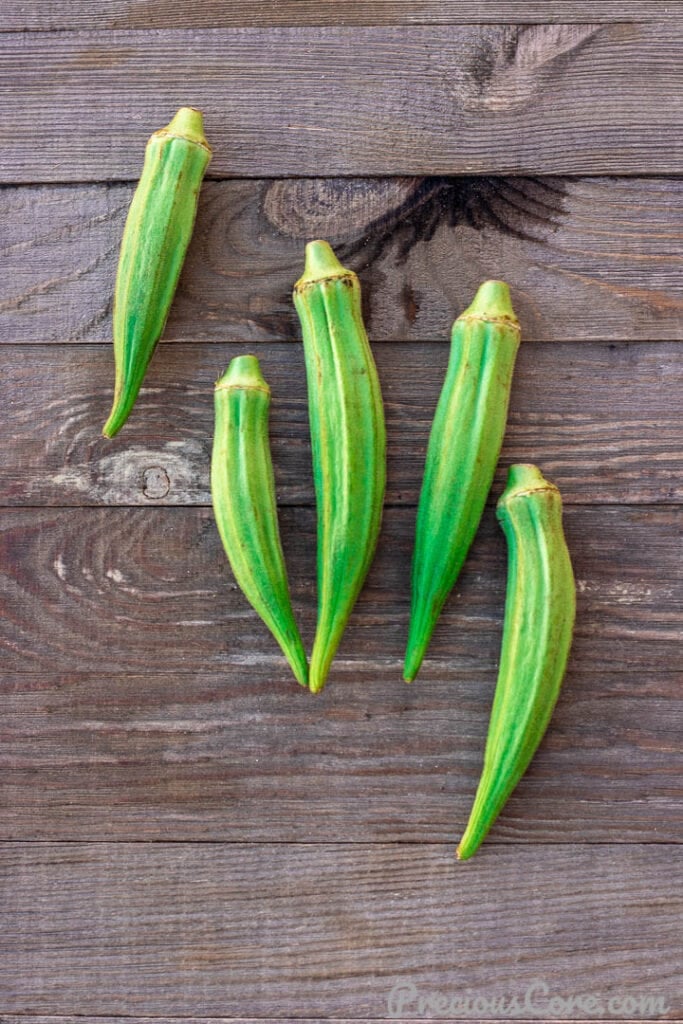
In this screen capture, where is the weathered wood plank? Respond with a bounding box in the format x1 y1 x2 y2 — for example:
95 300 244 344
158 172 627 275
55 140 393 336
2 178 680 344
5 2 683 30
1 664 680 843
1 843 680 1016
0 342 680 507
0 505 679 675
1 24 682 181
0 1015 671 1024
1 1015 671 1024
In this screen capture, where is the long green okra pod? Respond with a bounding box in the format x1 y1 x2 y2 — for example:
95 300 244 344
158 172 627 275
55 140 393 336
293 241 386 694
103 107 211 438
404 281 521 682
457 464 576 860
211 356 308 688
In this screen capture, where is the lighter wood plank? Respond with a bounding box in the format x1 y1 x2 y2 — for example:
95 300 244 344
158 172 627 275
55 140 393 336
1 843 680 1016
4 2 683 30
2 178 680 344
0 342 679 507
1 665 680 843
1 24 682 180
0 505 679 675
0 1020 674 1024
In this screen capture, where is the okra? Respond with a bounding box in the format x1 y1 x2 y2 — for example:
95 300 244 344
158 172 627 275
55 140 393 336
103 107 211 438
404 281 521 682
211 356 308 688
457 464 576 860
293 241 386 694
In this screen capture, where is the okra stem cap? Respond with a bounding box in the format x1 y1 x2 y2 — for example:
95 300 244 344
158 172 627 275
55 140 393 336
161 107 210 150
296 239 352 287
460 280 518 323
500 463 558 504
215 354 269 392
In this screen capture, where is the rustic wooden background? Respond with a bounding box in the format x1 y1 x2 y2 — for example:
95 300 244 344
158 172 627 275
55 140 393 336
1 2 681 1020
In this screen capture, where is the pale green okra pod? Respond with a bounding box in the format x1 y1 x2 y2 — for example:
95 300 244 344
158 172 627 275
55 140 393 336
103 107 211 438
211 356 308 688
457 464 576 860
293 241 386 694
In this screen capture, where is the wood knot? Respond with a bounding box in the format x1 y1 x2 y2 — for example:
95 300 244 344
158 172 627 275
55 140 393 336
143 466 170 499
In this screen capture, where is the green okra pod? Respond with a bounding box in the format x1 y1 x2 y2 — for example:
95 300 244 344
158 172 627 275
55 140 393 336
103 107 211 438
211 356 308 688
457 464 576 861
293 241 386 694
404 281 521 682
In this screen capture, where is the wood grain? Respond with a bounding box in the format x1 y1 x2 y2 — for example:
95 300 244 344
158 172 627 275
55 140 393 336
0 341 680 507
0 504 679 675
2 24 683 181
2 843 681 1016
1 1020 674 1024
3 178 680 345
4 2 683 30
1 664 680 843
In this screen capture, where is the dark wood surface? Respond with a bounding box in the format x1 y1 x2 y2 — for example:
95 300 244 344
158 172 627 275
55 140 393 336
1 343 680 506
5 2 683 30
1 2 681 1021
2 24 683 181
2 844 681 1015
3 178 682 344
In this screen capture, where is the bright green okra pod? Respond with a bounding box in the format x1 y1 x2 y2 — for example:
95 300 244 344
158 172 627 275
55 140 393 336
457 464 576 861
211 356 308 688
293 241 386 694
404 281 521 682
103 107 211 438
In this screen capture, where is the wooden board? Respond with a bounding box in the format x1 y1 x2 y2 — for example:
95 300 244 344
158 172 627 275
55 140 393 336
2 23 683 181
3 178 681 345
0 504 679 674
5 2 683 30
0 1020 675 1024
2 843 680 1016
2 666 680 843
0 342 680 507
2 3 682 1018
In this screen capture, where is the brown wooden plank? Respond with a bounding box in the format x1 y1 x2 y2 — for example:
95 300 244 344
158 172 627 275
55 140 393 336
2 178 680 345
0 341 680 508
0 1015 671 1024
1 843 680 1016
4 2 683 30
1 24 682 181
0 504 679 676
1 664 680 843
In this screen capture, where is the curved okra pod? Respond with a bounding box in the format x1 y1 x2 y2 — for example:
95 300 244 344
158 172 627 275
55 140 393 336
457 465 576 861
211 356 308 688
293 241 386 694
103 107 211 438
404 281 521 682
